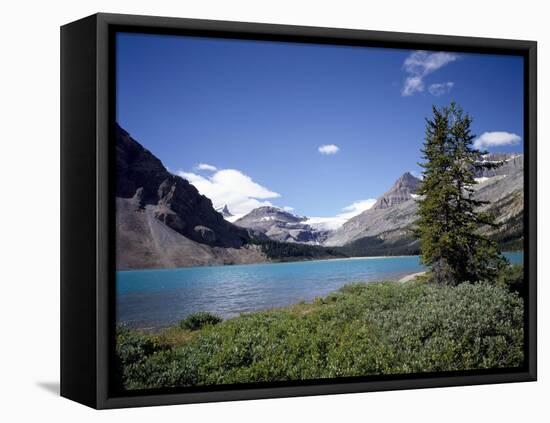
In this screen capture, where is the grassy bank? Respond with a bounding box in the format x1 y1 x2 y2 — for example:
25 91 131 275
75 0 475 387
116 274 524 391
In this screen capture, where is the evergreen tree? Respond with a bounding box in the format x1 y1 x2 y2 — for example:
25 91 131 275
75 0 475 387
415 103 506 285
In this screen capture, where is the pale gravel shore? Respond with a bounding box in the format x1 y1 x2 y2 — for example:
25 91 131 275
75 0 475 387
398 271 426 283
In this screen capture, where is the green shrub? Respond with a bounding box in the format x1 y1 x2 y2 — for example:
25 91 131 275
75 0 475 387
179 311 223 331
117 281 524 390
495 264 524 297
116 326 164 365
114 326 168 389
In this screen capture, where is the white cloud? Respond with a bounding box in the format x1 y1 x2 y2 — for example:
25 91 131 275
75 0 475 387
428 82 454 96
195 163 217 171
473 132 522 150
318 144 340 155
283 206 295 212
402 51 458 96
306 199 376 231
177 168 280 216
402 76 424 97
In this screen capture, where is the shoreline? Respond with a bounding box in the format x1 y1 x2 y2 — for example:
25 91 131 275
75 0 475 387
398 271 426 283
117 253 422 273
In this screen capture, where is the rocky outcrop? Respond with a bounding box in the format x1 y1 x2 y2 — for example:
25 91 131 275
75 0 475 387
234 206 329 245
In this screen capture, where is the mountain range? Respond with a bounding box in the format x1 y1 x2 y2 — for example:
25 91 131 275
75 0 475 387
234 154 524 255
234 206 329 245
325 153 524 253
116 124 524 269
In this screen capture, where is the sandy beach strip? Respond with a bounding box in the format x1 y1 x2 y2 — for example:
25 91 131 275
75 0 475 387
398 271 426 283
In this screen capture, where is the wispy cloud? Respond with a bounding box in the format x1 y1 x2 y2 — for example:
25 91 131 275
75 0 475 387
177 168 280 217
306 199 376 231
283 206 295 212
402 51 458 96
428 82 454 96
318 144 340 155
195 163 217 172
473 132 522 150
402 76 424 96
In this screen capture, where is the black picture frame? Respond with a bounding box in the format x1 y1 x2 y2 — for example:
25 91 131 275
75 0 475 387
60 12 537 409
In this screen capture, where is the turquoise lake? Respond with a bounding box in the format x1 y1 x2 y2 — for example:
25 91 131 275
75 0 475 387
117 252 524 330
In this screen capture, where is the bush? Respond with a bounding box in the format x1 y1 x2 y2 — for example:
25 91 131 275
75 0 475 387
117 281 524 390
116 326 164 365
495 264 524 297
114 326 168 390
179 311 222 331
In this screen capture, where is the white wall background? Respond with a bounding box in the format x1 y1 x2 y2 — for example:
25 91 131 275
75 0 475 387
1 0 547 421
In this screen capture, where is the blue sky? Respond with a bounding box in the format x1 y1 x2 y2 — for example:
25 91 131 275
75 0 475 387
116 32 524 222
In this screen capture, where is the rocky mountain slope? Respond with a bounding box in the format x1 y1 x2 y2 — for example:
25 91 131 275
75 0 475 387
116 124 251 249
372 172 421 210
115 125 266 269
116 197 266 269
474 160 524 250
475 153 524 178
324 172 421 248
234 206 329 244
325 157 524 255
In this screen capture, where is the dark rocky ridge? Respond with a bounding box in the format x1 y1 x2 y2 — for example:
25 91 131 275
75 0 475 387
116 124 249 249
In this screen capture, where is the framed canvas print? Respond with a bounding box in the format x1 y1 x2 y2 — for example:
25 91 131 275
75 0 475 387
60 13 537 409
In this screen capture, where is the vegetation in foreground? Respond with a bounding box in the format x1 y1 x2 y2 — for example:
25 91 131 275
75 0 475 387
116 267 524 391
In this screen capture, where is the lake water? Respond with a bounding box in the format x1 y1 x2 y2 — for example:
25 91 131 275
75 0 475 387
117 252 524 330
